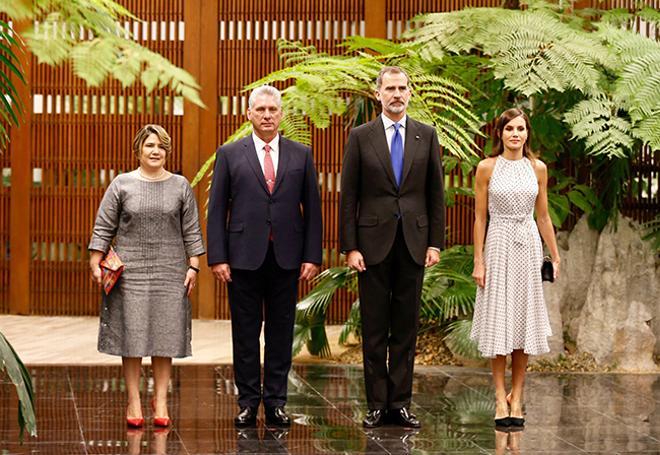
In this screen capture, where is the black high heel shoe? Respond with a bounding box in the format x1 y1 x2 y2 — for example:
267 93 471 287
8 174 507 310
494 416 511 427
508 416 525 427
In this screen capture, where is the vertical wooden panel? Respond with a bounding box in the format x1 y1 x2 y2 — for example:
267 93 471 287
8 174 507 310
9 21 31 314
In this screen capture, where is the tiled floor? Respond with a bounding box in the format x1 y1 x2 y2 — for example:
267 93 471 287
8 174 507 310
1 365 659 454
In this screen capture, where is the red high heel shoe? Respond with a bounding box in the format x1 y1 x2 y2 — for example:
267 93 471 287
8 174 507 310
127 406 145 428
151 399 171 427
126 417 145 428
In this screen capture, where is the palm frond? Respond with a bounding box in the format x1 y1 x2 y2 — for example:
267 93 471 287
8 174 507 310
0 21 26 152
338 300 361 345
444 319 481 360
0 332 36 441
293 267 357 358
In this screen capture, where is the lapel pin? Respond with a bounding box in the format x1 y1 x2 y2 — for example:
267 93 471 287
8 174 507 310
415 135 420 140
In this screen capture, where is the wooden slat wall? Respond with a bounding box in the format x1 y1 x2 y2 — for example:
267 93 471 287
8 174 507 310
0 0 657 320
27 0 184 315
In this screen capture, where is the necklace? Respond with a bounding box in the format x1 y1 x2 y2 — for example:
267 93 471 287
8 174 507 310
138 167 166 180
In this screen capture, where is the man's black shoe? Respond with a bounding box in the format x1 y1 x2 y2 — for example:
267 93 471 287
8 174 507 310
362 409 386 428
234 407 258 428
388 407 421 428
265 406 291 427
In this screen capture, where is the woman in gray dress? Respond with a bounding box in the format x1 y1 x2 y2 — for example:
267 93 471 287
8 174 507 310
88 124 205 428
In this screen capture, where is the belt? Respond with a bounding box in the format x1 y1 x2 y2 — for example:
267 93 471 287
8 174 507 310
490 214 534 245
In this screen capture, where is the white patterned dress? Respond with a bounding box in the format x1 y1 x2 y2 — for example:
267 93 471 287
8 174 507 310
470 156 552 358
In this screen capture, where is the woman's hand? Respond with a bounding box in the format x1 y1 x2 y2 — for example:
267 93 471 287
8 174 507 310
184 268 197 296
552 257 561 280
90 265 103 287
472 262 486 288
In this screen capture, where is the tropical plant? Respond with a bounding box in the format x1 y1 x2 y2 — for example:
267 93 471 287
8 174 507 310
191 0 658 359
293 245 479 359
0 0 204 440
0 333 35 440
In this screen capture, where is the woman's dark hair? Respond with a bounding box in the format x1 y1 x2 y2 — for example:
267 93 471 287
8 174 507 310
491 108 535 159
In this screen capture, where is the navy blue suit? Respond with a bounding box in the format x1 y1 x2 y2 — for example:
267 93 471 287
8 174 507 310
207 135 323 409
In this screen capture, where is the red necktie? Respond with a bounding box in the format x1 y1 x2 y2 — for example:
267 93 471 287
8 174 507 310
264 144 275 193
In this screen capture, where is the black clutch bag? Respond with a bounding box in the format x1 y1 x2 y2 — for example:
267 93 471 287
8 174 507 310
541 256 554 282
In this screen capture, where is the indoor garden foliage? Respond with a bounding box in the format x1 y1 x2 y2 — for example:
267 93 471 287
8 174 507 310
191 0 659 360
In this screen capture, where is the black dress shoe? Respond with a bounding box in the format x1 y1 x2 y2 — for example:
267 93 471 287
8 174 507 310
234 407 258 428
388 407 421 428
363 409 386 428
265 406 291 427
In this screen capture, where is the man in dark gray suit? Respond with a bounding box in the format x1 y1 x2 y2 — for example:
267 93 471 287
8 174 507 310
340 66 445 428
207 85 323 428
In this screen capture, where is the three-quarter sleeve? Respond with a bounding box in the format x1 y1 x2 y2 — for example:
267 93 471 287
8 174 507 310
88 178 122 253
181 180 205 258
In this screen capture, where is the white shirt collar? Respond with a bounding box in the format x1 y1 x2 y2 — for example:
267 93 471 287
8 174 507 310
381 113 407 130
252 133 279 152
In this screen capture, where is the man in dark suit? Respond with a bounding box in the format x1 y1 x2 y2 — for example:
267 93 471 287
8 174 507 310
207 85 323 428
340 66 445 428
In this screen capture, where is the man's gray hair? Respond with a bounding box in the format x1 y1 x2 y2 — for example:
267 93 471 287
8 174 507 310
248 85 282 108
376 66 410 89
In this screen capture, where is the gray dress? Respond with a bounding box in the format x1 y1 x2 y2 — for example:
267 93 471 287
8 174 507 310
88 171 205 358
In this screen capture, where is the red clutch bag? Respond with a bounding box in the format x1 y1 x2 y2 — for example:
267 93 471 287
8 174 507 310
100 247 124 295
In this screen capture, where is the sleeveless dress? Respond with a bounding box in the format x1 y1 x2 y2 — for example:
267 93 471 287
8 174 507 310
470 156 552 358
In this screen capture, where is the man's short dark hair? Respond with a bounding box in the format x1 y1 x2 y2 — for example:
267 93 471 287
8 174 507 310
376 66 410 89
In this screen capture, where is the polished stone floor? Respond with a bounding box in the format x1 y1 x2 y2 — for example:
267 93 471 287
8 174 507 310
1 364 659 454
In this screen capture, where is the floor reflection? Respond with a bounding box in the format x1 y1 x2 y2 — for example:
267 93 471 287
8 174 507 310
0 364 658 453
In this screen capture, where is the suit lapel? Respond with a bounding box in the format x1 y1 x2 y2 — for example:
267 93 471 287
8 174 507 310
368 117 398 188
272 136 289 195
400 118 420 186
243 137 270 194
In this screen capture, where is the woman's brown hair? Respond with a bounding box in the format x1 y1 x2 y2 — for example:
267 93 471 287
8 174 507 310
132 124 172 160
491 108 535 160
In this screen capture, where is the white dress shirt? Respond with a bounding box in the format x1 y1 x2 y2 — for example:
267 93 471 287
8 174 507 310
381 113 407 153
252 133 280 174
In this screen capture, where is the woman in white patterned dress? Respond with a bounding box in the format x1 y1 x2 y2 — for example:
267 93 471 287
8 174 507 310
470 108 560 427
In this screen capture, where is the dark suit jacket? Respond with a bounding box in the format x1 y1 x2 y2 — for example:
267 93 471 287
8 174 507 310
207 135 323 270
339 115 445 266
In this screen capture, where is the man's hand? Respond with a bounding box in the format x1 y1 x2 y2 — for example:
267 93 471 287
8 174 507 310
211 263 232 282
425 248 440 267
346 250 366 272
299 263 320 281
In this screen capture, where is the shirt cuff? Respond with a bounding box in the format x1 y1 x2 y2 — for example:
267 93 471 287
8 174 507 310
427 247 441 253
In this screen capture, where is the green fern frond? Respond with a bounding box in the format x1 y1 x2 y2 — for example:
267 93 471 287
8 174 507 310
277 39 323 66
190 121 252 188
615 51 660 120
564 98 634 158
19 3 203 107
632 116 660 150
409 8 609 96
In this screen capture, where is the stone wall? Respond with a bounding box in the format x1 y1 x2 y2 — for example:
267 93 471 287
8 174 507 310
541 214 658 372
